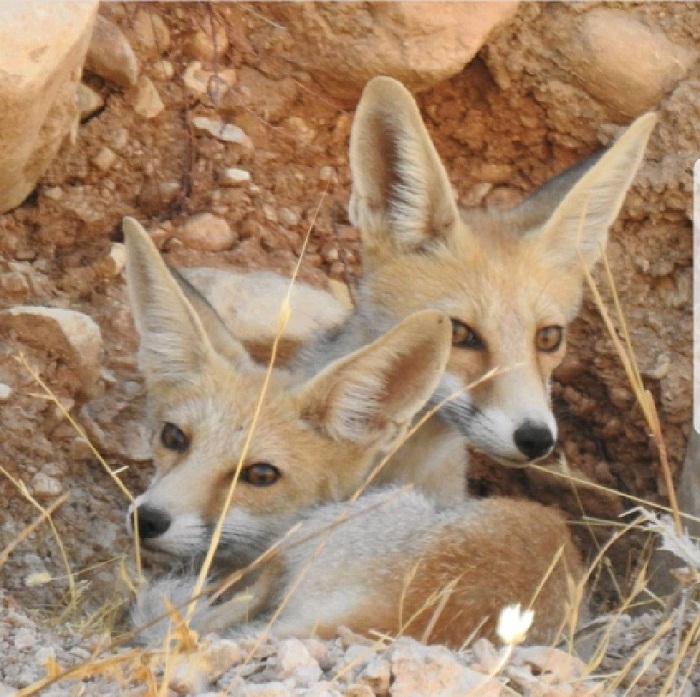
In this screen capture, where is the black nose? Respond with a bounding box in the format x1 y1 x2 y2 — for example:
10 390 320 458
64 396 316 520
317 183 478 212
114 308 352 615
513 422 554 460
134 505 171 539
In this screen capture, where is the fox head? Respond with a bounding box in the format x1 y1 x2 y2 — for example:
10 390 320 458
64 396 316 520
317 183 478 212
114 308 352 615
122 217 451 563
348 76 656 466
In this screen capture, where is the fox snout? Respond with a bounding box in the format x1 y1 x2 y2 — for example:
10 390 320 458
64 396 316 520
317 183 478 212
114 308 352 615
126 498 172 541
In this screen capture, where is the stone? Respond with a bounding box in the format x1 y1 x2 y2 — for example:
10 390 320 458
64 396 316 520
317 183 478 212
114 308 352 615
0 1 98 213
0 383 13 401
85 15 139 88
192 116 246 143
556 9 697 117
179 213 236 252
254 3 519 101
92 147 117 172
276 638 322 684
30 473 63 500
130 75 164 119
390 639 502 697
131 10 171 55
0 307 102 399
181 267 348 364
184 62 237 99
221 167 251 187
186 26 229 62
76 83 104 120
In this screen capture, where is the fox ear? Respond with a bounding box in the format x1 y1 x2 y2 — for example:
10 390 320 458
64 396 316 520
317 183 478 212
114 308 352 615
297 310 451 445
534 113 656 270
123 217 252 388
349 76 460 264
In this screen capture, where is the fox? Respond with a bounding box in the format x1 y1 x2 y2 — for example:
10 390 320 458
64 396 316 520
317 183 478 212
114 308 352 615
295 77 657 505
122 217 583 648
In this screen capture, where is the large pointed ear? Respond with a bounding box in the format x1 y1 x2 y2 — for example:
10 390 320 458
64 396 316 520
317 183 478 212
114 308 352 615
297 310 451 445
349 76 460 262
533 112 656 270
122 217 251 388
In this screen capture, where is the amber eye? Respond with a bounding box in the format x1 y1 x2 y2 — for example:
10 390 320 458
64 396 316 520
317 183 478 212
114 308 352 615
160 422 189 453
450 318 484 349
241 463 281 487
536 326 564 353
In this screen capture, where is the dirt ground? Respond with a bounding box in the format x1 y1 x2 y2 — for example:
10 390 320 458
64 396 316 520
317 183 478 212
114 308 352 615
0 3 696 695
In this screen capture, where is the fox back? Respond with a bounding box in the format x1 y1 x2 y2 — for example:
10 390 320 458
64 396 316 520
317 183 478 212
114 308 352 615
301 77 656 503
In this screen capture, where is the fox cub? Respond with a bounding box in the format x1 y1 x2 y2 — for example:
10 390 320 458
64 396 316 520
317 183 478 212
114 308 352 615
175 77 656 507
123 217 583 647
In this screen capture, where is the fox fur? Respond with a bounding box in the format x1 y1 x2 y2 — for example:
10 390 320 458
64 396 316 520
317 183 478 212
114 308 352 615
123 217 583 648
295 77 657 505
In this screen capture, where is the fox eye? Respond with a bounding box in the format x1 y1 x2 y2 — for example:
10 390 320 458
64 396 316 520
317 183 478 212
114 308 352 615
450 318 484 349
160 423 189 453
241 463 281 487
536 326 564 353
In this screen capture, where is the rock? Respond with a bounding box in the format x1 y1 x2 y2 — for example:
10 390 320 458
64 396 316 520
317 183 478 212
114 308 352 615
276 638 322 685
30 473 63 500
278 207 299 227
254 3 519 101
556 9 697 117
390 639 502 697
76 83 104 120
0 307 103 399
239 684 291 697
192 115 246 143
178 213 236 252
131 10 171 55
181 267 349 364
85 15 139 88
0 1 98 213
516 646 585 683
359 657 391 695
0 383 13 401
183 62 237 100
221 167 251 187
186 26 229 62
130 75 164 118
92 146 117 172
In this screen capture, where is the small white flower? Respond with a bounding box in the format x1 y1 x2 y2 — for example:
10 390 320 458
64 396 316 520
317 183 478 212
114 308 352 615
497 603 534 645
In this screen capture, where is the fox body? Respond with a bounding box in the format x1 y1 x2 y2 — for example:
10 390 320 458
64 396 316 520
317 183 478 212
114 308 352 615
123 217 582 647
294 77 656 505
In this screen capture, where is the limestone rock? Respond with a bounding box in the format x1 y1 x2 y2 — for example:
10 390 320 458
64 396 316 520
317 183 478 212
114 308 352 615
221 167 251 187
131 10 171 56
0 307 102 399
179 213 237 252
85 15 139 88
192 115 246 143
255 2 519 101
181 267 348 364
0 1 98 213
76 83 104 120
557 9 697 117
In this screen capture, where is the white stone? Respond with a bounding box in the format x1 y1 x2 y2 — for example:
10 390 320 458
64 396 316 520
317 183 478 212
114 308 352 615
92 146 116 172
131 10 171 55
276 638 322 683
179 213 236 252
85 15 139 88
221 167 251 187
192 116 246 143
0 1 99 212
0 384 13 401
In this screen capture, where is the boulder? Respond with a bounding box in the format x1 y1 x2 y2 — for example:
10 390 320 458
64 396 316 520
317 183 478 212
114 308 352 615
256 2 519 101
0 307 102 399
0 1 98 213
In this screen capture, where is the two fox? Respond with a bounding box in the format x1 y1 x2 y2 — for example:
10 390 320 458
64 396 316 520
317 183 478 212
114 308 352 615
123 76 655 647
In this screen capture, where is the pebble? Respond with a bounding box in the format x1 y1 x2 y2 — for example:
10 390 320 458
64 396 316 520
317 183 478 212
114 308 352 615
0 383 12 401
131 76 164 119
179 213 236 251
192 116 246 143
221 167 251 187
76 84 104 120
278 207 299 227
29 473 63 500
92 147 117 172
85 16 139 88
131 10 171 54
186 26 229 62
